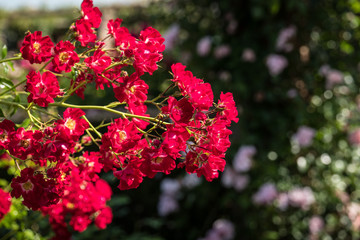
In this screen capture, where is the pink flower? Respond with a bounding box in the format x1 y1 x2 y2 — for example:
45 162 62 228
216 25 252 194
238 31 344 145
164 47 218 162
276 25 297 52
252 182 278 205
214 45 231 59
325 69 343 89
309 216 324 235
288 187 315 210
212 219 235 240
199 219 235 240
292 126 316 148
349 129 360 146
163 24 180 50
266 54 288 76
241 48 256 62
232 145 256 172
158 194 179 216
197 36 212 56
276 193 289 211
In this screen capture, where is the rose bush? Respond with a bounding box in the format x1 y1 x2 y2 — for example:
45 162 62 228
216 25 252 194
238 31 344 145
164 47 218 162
0 0 238 239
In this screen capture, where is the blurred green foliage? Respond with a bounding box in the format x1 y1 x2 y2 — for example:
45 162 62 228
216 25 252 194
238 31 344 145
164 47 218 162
3 0 360 239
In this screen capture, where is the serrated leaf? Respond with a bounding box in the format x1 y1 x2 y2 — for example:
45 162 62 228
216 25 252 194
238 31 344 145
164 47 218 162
1 45 7 59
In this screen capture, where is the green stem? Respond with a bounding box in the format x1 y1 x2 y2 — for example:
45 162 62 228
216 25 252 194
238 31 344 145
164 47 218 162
85 129 100 147
0 229 17 240
82 115 102 138
0 100 26 109
0 79 27 96
50 102 170 125
0 56 22 64
61 78 89 103
147 82 175 103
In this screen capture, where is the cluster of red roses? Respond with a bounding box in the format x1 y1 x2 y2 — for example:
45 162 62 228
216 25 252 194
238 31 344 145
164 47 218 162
0 188 11 222
0 0 238 238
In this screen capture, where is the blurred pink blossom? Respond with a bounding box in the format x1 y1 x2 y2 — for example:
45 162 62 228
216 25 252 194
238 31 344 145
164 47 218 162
346 202 360 230
266 54 288 76
288 187 315 210
325 69 343 89
241 48 256 62
197 36 212 56
349 129 360 146
276 25 297 52
199 219 235 240
252 183 278 205
292 126 316 148
276 192 289 211
309 215 324 235
227 19 238 35
163 24 180 51
233 145 256 172
225 13 238 35
218 71 232 82
287 88 298 98
160 178 181 196
214 45 231 59
158 194 179 216
319 65 344 89
213 219 235 240
318 64 331 76
181 173 202 189
221 167 249 192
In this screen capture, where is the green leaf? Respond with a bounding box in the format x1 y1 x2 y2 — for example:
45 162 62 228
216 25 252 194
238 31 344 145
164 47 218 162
17 118 31 129
1 45 7 59
340 41 354 54
0 76 14 89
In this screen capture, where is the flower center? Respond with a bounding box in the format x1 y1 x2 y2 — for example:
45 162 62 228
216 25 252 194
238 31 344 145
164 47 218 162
130 86 136 93
59 52 70 64
118 130 127 141
32 42 41 54
22 181 34 191
66 202 75 209
152 157 163 164
21 139 30 148
0 133 7 142
65 118 76 131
